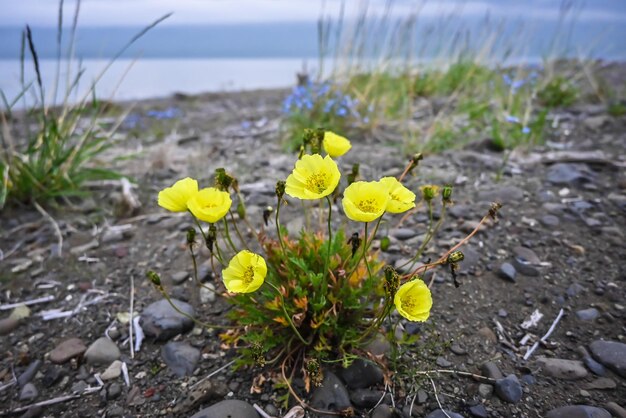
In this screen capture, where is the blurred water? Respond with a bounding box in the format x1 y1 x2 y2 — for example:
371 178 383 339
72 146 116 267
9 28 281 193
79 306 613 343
0 58 313 107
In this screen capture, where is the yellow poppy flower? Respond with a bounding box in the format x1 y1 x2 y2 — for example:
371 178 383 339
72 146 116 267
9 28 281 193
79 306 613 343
187 187 232 223
394 278 432 322
379 177 416 214
342 181 390 222
222 250 267 293
157 177 198 212
323 131 352 158
285 154 341 200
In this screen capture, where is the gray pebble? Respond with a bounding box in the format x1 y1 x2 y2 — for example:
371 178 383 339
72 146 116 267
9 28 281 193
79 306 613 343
161 341 200 377
545 405 610 418
538 357 588 380
17 360 42 387
576 308 599 321
84 337 121 366
589 340 626 378
20 383 38 401
494 374 522 403
141 298 195 341
188 400 259 418
497 262 517 282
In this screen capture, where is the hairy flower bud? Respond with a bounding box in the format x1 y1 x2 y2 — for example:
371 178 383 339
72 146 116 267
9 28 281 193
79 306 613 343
186 227 196 246
442 185 453 204
214 168 234 191
146 270 161 286
383 265 400 298
447 251 464 264
275 180 286 201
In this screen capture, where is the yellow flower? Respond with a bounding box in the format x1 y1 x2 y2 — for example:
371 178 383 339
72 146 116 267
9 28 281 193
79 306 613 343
394 278 432 322
157 177 198 212
323 131 352 157
379 177 416 214
222 250 267 293
285 154 341 200
187 187 232 223
420 185 440 202
342 181 389 222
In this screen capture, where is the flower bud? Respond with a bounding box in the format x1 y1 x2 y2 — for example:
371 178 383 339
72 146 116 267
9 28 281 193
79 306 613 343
347 163 360 186
275 180 286 200
442 185 453 204
146 270 161 286
447 250 464 264
186 227 196 246
420 185 440 202
214 168 234 191
380 236 390 252
383 265 400 298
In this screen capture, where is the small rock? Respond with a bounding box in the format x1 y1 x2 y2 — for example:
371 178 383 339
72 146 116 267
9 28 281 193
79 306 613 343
512 246 541 264
576 308 599 321
481 361 504 380
498 309 508 317
497 262 517 282
589 340 626 378
339 359 384 389
349 388 385 408
171 271 189 285
545 405 611 418
20 383 38 401
541 215 560 227
200 283 216 304
450 344 467 355
49 338 87 364
495 374 522 403
17 360 42 387
0 317 20 336
371 404 395 418
141 298 195 341
100 360 123 380
478 383 493 398
161 341 200 377
188 399 259 418
42 365 64 386
604 402 626 418
106 405 125 418
583 355 607 376
538 357 588 380
108 382 122 400
546 163 594 185
426 409 464 418
84 337 121 366
310 371 351 417
436 357 453 368
391 228 418 241
584 377 616 390
71 381 88 393
469 404 489 418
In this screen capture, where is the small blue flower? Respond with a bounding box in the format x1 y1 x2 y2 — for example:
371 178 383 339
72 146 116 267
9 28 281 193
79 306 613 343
521 126 531 134
505 114 520 124
336 107 348 117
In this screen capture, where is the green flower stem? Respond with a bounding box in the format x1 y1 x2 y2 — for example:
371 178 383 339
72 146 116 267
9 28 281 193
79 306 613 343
363 222 374 281
188 241 201 309
222 217 238 253
275 197 287 257
264 281 310 346
400 201 447 272
323 196 333 282
191 215 225 268
229 210 249 250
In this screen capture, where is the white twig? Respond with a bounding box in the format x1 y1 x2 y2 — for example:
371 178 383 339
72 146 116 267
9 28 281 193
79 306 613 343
33 201 63 256
189 360 235 390
129 274 135 359
121 361 130 387
0 378 16 392
253 404 276 418
132 316 144 353
1 385 102 414
0 295 55 311
523 308 565 361
429 377 452 418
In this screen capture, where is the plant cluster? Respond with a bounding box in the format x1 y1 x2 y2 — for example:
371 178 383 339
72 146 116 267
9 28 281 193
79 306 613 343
150 129 498 404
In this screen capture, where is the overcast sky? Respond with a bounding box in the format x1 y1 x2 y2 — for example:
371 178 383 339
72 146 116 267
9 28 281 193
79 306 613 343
1 0 625 27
